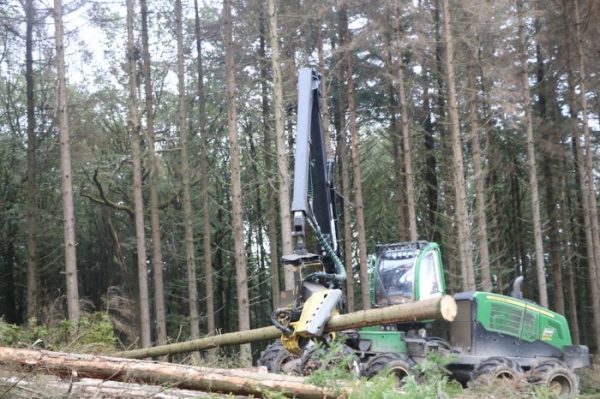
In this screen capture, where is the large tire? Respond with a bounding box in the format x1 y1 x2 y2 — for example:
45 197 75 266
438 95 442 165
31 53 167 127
257 341 301 375
300 344 361 377
366 352 416 385
470 356 523 386
527 360 579 397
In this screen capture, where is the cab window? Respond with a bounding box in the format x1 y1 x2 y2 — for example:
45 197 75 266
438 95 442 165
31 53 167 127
381 257 415 297
417 251 443 300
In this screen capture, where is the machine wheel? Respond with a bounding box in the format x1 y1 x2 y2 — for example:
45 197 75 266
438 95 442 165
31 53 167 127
527 360 579 397
257 341 301 375
300 344 361 377
471 356 523 386
366 352 416 385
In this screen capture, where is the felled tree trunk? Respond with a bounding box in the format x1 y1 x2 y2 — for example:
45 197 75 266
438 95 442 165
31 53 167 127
0 371 234 398
117 294 457 359
0 347 338 399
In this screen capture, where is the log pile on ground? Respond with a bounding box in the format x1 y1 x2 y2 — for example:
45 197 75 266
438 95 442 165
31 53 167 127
0 371 235 398
0 347 340 398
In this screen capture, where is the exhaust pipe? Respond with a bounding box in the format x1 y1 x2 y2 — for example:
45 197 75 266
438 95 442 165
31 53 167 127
511 276 524 299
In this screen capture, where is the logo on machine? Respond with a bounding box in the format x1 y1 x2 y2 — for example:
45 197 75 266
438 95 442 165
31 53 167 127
541 328 555 341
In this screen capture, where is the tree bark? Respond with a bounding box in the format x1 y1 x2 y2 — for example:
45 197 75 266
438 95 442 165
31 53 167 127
125 0 151 348
223 0 251 364
558 170 580 344
423 40 440 244
0 348 338 399
194 0 215 336
338 1 370 310
434 0 458 293
176 0 200 345
442 0 475 291
25 0 38 324
335 54 355 312
53 0 80 324
116 295 457 359
258 8 281 310
393 0 417 241
535 26 563 315
564 10 583 345
388 70 407 242
478 55 503 293
467 47 491 292
516 0 547 308
267 0 294 294
572 0 600 351
317 1 332 160
140 0 167 347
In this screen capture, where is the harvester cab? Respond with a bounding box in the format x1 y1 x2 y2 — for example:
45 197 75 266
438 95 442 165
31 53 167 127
370 241 446 307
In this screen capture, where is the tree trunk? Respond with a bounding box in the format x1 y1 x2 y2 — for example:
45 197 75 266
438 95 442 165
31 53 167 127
223 0 251 364
386 63 407 243
572 0 600 351
423 51 440 244
393 0 417 241
564 12 583 345
0 348 338 399
442 0 475 292
517 0 547 308
433 0 458 293
125 0 151 348
258 4 281 310
479 60 504 293
338 1 370 310
193 0 215 335
535 28 563 314
389 63 407 242
53 0 80 324
25 0 38 324
510 154 531 296
267 0 294 294
335 65 355 312
558 169 580 344
116 295 457 359
140 0 167 347
176 0 200 344
317 1 332 160
246 127 269 327
467 47 491 292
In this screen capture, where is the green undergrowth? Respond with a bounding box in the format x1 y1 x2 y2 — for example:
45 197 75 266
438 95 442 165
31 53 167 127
349 352 463 399
305 340 361 397
295 344 600 399
303 342 463 399
0 312 116 352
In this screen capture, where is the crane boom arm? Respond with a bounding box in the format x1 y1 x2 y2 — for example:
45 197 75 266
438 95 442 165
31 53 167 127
290 68 342 277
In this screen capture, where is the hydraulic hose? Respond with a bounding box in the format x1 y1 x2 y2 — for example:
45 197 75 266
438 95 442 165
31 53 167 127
309 219 346 283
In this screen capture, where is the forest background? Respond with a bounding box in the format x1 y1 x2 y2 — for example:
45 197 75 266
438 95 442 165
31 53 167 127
1 0 600 363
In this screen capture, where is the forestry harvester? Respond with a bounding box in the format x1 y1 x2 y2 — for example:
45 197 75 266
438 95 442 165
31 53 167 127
258 68 590 396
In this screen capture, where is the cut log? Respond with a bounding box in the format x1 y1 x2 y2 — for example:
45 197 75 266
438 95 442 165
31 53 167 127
0 372 237 398
325 293 457 331
117 325 282 359
117 295 457 359
0 347 341 399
